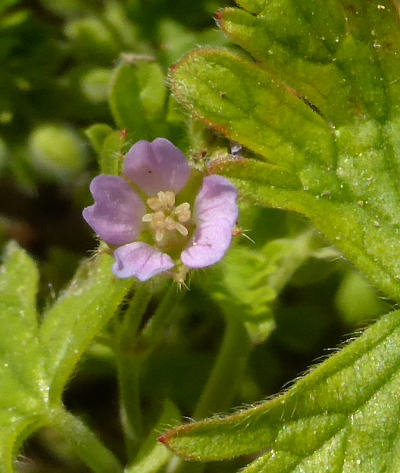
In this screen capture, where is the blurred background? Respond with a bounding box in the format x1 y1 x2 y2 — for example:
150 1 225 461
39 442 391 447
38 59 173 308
0 1 393 471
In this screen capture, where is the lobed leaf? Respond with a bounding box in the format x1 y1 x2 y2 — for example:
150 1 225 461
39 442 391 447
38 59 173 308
0 244 133 470
169 1 400 302
85 123 113 155
161 309 400 472
167 1 400 471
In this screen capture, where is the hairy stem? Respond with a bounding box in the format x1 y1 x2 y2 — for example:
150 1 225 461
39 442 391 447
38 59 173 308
194 316 252 419
116 282 183 460
173 316 252 473
116 283 152 459
50 408 122 473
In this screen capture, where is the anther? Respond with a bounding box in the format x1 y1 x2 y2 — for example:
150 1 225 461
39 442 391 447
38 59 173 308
142 191 191 242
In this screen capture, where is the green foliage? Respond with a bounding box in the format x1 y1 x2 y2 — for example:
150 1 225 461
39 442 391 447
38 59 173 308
29 125 87 181
40 251 133 404
0 243 132 471
109 61 167 140
335 271 390 327
162 309 400 472
201 232 315 342
164 0 400 471
2 0 399 471
170 1 400 303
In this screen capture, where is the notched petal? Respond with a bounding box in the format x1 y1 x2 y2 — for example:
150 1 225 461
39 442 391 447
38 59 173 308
83 175 145 245
181 175 238 268
112 242 174 281
123 138 190 195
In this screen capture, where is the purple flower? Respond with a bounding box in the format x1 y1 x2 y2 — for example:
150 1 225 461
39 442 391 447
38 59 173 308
83 138 238 282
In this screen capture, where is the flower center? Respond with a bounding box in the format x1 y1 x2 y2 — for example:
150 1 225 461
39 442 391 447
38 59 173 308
142 191 191 242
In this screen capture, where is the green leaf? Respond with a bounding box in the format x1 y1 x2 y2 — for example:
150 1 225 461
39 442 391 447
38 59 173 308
0 242 48 471
40 253 132 405
81 68 112 103
335 271 390 327
0 244 132 471
99 129 124 175
161 309 400 472
126 400 180 473
29 124 87 181
109 61 166 139
201 231 314 342
65 16 120 63
169 1 400 302
85 123 113 155
0 0 20 14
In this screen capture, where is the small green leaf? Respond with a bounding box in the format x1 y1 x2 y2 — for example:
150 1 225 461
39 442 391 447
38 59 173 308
336 271 390 327
85 123 113 155
29 124 87 181
161 309 400 472
127 400 180 473
202 232 314 342
109 61 166 139
99 129 124 175
81 68 112 103
40 253 132 404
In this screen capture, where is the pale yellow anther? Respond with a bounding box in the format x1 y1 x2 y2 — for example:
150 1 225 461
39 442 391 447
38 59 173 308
142 213 153 223
174 203 191 223
175 223 189 236
165 216 177 231
147 197 163 211
142 190 191 242
155 229 165 242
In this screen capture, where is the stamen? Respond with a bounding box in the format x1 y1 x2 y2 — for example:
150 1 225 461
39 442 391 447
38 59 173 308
142 213 153 223
175 223 188 236
155 229 165 242
147 197 163 211
143 191 191 242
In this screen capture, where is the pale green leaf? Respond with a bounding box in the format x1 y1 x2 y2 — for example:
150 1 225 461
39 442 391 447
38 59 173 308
99 130 124 175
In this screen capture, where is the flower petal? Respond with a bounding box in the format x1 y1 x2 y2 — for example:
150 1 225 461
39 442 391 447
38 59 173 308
123 138 190 195
181 222 234 269
181 175 238 268
83 175 145 245
112 242 174 281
